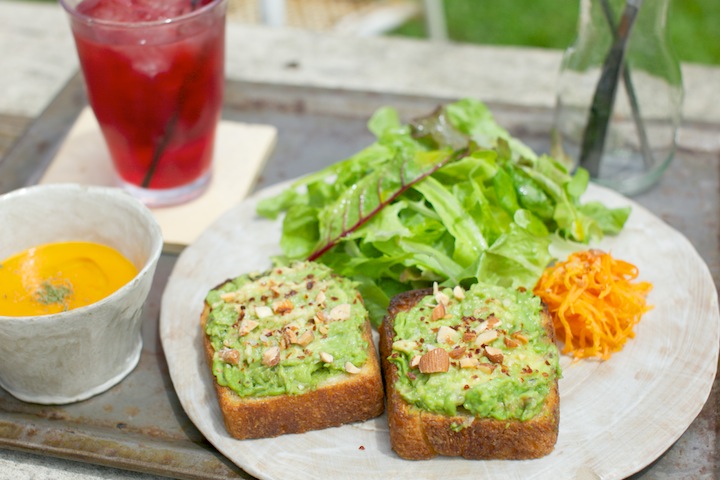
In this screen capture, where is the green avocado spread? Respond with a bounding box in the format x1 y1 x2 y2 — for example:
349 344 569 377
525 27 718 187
389 283 560 421
204 261 369 397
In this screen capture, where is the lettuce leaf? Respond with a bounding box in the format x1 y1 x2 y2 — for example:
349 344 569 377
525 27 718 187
257 98 630 325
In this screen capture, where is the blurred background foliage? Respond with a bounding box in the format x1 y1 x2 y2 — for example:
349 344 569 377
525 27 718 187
26 0 720 65
390 0 720 66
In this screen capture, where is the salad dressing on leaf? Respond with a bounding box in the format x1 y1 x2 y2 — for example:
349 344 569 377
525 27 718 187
0 241 138 316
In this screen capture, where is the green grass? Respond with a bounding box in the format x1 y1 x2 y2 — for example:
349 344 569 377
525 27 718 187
390 0 720 66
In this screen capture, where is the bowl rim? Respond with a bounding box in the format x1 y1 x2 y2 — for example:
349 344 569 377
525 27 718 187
0 183 164 322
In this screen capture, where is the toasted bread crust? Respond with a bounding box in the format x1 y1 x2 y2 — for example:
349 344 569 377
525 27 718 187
202 304 384 440
379 288 559 460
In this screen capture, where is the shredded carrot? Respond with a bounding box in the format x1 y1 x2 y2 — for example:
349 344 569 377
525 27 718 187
533 249 653 361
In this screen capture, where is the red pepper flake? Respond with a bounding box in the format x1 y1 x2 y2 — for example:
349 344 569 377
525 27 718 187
359 445 365 451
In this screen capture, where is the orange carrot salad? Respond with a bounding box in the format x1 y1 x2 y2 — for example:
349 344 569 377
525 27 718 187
533 249 653 361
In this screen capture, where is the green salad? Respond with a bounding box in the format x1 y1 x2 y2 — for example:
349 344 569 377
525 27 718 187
257 98 630 325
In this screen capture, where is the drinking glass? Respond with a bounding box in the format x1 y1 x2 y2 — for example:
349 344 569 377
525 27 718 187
60 0 227 207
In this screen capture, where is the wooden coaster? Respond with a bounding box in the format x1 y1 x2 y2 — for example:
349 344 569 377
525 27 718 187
41 107 277 245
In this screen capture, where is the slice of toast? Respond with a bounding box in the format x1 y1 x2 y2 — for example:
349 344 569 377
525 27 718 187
379 285 560 460
202 262 384 440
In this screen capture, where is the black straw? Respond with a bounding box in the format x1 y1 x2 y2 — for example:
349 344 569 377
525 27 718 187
579 0 643 176
598 0 653 168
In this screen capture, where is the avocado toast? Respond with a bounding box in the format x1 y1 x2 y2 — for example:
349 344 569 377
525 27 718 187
379 283 560 460
202 261 384 439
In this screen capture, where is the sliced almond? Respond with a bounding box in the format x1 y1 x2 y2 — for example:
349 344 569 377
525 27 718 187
462 331 477 343
435 291 450 306
297 330 314 347
255 306 273 319
504 336 520 348
436 325 458 345
218 348 240 365
272 299 294 315
431 303 446 321
452 285 465 300
418 348 450 373
319 351 334 363
329 303 351 321
511 331 529 344
410 355 422 368
486 314 500 328
459 357 479 369
484 346 504 364
262 346 280 367
344 362 361 374
478 362 497 374
475 329 499 346
220 292 237 302
282 328 298 348
448 346 466 359
238 319 259 336
315 290 326 304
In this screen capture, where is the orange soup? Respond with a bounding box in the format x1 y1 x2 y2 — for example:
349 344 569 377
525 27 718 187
0 241 138 317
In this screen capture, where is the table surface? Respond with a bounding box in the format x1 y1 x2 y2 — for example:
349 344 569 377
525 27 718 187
1 2 719 479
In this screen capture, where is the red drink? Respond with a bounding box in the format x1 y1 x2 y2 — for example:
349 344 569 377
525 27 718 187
61 0 226 206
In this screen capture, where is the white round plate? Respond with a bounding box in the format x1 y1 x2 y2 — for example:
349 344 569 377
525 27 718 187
160 181 719 480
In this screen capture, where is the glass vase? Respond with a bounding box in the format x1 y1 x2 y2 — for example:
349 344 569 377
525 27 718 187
553 0 683 195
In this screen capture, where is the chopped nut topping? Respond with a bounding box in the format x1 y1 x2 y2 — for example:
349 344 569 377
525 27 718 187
511 332 529 344
435 291 450 306
218 348 240 365
315 290 326 304
475 329 499 346
262 346 280 367
484 346 504 364
478 362 497 374
282 328 298 348
436 325 458 345
344 362 361 374
448 346 466 359
296 330 315 347
320 352 334 363
486 314 500 328
329 303 351 321
238 319 259 336
462 331 477 343
504 336 520 348
410 355 422 368
220 292 237 302
459 357 479 369
431 303 446 321
255 306 273 318
452 285 465 300
418 347 450 373
272 299 294 315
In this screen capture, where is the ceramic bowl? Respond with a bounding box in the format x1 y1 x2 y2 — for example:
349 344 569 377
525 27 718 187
0 184 163 404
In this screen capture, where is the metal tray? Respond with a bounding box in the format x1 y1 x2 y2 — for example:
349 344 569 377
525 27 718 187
0 72 717 479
